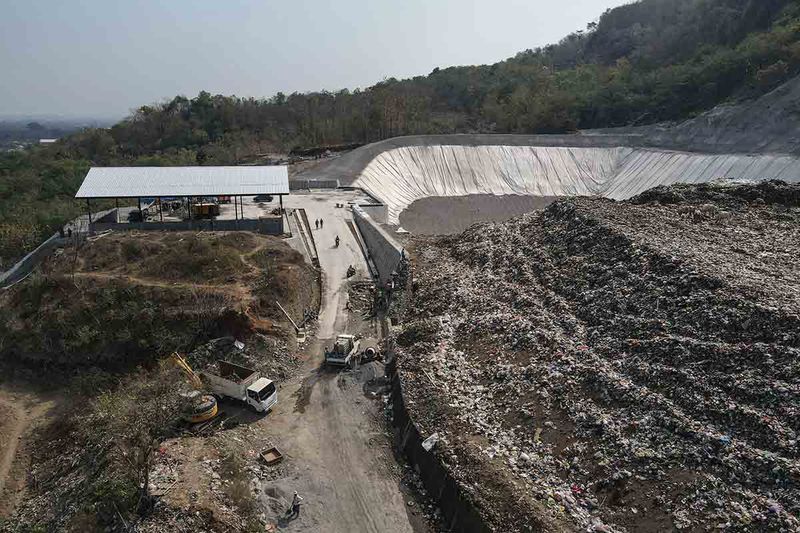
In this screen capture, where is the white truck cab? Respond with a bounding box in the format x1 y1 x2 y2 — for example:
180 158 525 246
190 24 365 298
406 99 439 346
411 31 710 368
246 377 278 413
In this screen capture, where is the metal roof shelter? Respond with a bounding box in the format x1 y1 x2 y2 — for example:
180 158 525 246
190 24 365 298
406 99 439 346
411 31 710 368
75 166 289 198
75 166 290 230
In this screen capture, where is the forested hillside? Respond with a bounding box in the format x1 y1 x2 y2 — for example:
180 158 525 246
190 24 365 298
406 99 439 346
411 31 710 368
2 0 799 268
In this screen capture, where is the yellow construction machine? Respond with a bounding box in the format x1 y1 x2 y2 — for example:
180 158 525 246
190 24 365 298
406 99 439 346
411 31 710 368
171 353 219 423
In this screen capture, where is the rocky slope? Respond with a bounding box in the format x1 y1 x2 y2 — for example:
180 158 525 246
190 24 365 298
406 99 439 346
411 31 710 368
599 74 800 155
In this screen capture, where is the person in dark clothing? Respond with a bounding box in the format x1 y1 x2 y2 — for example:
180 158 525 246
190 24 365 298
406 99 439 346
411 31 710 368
315 219 319 229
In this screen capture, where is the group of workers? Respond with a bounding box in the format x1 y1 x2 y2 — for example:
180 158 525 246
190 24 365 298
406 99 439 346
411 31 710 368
313 217 340 247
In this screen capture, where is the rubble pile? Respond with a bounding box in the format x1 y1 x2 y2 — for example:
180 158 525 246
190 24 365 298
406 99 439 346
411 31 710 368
347 281 376 316
396 181 800 532
189 335 299 381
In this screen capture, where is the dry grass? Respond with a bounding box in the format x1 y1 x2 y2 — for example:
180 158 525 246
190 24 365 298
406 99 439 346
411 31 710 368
0 230 319 373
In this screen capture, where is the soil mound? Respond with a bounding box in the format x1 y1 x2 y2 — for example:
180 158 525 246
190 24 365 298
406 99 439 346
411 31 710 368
0 231 318 373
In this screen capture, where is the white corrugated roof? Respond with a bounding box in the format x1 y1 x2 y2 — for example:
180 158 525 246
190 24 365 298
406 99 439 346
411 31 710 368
75 166 289 198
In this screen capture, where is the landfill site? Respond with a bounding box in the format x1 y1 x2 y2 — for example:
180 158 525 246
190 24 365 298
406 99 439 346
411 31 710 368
394 181 799 532
1 78 800 533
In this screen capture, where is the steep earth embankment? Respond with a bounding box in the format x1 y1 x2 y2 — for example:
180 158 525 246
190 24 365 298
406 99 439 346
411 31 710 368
598 74 800 155
396 180 800 532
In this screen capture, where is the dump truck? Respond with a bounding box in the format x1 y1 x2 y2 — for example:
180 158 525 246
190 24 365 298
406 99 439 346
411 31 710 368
201 360 278 413
325 334 361 367
191 202 220 218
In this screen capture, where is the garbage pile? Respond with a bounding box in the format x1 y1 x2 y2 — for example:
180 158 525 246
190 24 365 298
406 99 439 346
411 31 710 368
189 335 299 381
396 182 800 532
347 281 376 316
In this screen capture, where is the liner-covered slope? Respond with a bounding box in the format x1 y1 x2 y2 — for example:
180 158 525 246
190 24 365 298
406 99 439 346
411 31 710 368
352 145 800 224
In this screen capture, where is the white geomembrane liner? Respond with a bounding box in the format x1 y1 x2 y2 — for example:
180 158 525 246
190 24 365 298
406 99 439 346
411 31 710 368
352 145 800 224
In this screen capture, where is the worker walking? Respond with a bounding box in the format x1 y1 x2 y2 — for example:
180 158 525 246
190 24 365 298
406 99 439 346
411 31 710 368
315 219 319 230
320 218 324 229
286 491 303 519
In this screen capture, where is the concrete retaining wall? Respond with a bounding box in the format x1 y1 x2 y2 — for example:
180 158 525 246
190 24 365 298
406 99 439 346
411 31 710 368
1 211 283 289
0 233 65 287
1 207 116 288
289 178 340 190
388 357 490 533
357 203 389 225
91 217 284 235
352 206 403 286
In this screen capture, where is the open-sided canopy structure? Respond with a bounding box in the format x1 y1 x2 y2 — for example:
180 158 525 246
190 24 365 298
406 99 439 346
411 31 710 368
75 166 289 198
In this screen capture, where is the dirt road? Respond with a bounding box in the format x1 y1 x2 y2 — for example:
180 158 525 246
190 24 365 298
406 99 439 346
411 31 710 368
0 388 54 518
253 191 425 532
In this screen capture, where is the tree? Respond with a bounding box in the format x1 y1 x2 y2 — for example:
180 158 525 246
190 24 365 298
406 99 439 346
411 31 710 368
88 366 185 519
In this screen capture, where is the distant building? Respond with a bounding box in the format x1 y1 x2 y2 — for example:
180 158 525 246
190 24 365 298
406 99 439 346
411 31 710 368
39 138 58 144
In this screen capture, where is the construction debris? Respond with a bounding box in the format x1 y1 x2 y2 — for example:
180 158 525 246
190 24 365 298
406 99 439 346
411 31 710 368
189 336 299 381
396 181 800 532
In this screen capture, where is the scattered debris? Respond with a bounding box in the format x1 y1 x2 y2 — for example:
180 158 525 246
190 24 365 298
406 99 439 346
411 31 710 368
421 433 439 452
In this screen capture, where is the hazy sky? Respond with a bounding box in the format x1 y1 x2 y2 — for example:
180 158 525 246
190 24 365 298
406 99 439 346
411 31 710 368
0 0 630 119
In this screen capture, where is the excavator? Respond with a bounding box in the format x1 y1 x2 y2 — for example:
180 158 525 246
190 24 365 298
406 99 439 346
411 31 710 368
171 353 219 424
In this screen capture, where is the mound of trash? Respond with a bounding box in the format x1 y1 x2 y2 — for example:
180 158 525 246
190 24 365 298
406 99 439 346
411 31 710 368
396 181 800 532
188 335 299 381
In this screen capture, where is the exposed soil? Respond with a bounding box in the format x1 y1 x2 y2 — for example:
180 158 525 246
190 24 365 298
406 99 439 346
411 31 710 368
0 388 55 519
598 73 800 155
141 191 434 533
397 181 800 532
0 231 319 372
399 194 557 235
0 230 320 531
2 192 432 533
